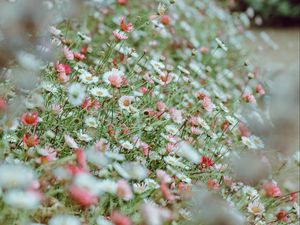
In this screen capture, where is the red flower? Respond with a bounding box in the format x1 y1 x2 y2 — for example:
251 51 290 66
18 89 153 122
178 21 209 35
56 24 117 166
21 112 39 126
161 15 171 25
199 156 214 171
23 133 40 147
120 17 134 33
276 210 288 222
221 120 230 132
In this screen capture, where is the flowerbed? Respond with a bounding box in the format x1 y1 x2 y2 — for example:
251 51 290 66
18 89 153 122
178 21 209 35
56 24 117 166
0 0 299 225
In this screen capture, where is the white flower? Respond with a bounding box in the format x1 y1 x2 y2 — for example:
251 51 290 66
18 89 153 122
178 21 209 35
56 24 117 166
96 216 113 225
77 130 93 142
64 134 79 149
175 142 200 164
97 179 117 194
0 164 36 189
49 214 81 225
120 140 134 150
90 87 111 98
85 116 98 128
4 190 40 209
118 96 135 111
241 136 257 149
251 136 264 149
133 182 148 194
1 117 19 131
197 117 210 130
79 70 98 84
248 200 265 216
242 186 259 200
164 156 189 170
142 203 172 225
114 162 148 180
144 179 160 190
68 83 86 106
165 124 179 135
73 173 101 195
41 81 58 94
150 60 165 74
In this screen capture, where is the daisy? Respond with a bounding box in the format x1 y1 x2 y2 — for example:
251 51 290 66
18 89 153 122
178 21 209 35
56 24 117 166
165 124 179 135
85 116 98 128
248 200 265 216
120 140 134 150
79 70 98 84
90 87 111 98
118 95 135 111
103 68 125 88
68 83 86 106
241 136 257 149
77 130 93 142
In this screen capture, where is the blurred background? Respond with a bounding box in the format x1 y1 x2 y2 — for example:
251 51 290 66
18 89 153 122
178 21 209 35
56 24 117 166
226 0 300 192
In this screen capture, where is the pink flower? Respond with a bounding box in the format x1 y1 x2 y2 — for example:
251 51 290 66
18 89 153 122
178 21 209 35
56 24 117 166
111 211 132 225
103 68 126 88
263 181 281 197
157 170 172 183
95 138 110 152
256 84 265 95
169 108 183 124
39 145 57 163
160 182 175 202
69 185 98 206
207 178 220 190
56 63 72 75
76 149 87 170
73 52 86 60
156 101 167 112
23 133 40 147
117 179 133 201
63 46 74 60
58 73 70 83
21 112 39 126
120 17 134 32
243 93 256 103
203 96 215 112
142 143 150 156
113 29 128 40
0 98 7 111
